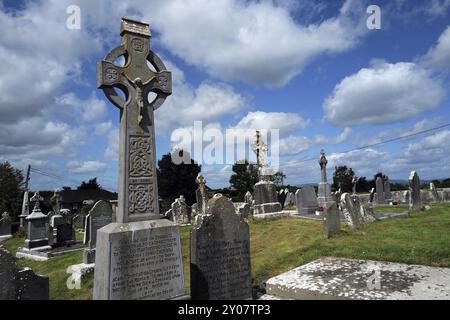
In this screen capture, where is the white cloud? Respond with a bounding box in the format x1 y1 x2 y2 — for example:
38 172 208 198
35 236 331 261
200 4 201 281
315 127 352 145
95 121 113 136
232 111 309 133
144 0 367 87
104 127 119 161
279 135 311 156
56 92 107 122
67 160 108 174
421 25 450 71
324 62 446 126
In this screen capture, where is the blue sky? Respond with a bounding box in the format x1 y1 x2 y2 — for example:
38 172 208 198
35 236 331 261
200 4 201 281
1 0 449 191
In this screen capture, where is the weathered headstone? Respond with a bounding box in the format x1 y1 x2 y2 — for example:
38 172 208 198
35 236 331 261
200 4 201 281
195 174 209 215
0 246 49 300
317 150 333 205
23 192 51 251
430 183 440 203
93 18 185 300
409 171 422 214
83 200 113 264
340 193 364 229
323 202 340 239
190 194 252 300
352 176 358 195
277 188 287 208
375 177 385 205
384 176 392 201
244 191 253 205
369 187 375 203
171 195 190 225
295 186 319 214
0 212 12 240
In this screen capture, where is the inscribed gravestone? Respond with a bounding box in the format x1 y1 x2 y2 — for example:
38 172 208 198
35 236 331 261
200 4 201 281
190 194 252 300
409 171 422 213
296 186 319 214
376 177 385 204
83 200 112 264
323 201 340 239
0 212 12 240
93 18 185 300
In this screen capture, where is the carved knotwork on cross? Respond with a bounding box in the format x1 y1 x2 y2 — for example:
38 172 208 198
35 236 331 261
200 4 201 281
30 192 44 211
252 130 269 180
97 18 172 223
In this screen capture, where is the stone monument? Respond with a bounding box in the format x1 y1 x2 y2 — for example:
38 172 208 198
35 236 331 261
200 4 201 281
295 186 319 214
19 191 30 228
409 171 422 214
190 194 252 300
251 131 282 214
23 192 51 251
375 176 385 205
430 182 440 203
352 176 358 195
195 174 209 215
384 176 392 201
171 195 190 225
317 150 333 205
323 202 340 239
0 212 12 241
93 18 185 300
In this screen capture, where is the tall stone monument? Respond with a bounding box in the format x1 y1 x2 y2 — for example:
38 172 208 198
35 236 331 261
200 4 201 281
375 176 385 204
190 194 252 300
352 176 358 195
23 193 51 251
251 131 282 214
93 18 185 300
384 176 392 201
195 174 209 215
409 171 422 214
317 150 333 205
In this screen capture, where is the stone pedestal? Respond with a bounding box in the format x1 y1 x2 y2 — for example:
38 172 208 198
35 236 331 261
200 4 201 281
253 181 282 214
24 211 51 251
93 219 185 300
317 182 333 205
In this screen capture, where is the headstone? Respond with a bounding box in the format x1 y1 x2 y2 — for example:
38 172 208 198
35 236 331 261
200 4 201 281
430 183 440 203
0 212 12 240
0 246 49 300
283 191 292 207
317 150 333 204
244 191 253 205
409 171 422 213
360 204 377 223
190 194 252 300
277 188 287 208
236 203 251 219
295 186 319 214
253 181 282 214
340 193 364 229
375 177 385 204
384 176 392 201
195 174 209 215
23 192 51 251
83 201 113 264
323 202 340 239
352 176 358 195
94 18 185 300
171 195 190 225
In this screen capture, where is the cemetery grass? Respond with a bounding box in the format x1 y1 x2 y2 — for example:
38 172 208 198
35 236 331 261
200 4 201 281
373 205 409 214
2 203 450 299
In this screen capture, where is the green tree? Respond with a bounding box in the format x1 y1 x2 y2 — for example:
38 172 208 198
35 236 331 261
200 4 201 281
270 171 286 187
0 161 24 220
77 177 101 190
356 176 369 193
157 150 201 207
332 166 355 193
229 160 259 201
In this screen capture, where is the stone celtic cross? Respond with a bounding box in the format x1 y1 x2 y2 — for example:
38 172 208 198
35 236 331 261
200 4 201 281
319 149 328 183
252 130 269 179
30 192 44 211
97 18 172 223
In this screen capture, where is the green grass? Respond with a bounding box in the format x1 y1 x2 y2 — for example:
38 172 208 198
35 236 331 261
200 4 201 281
373 205 409 214
3 203 450 299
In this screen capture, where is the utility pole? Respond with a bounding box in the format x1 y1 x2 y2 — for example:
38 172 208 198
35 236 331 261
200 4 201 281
24 164 31 191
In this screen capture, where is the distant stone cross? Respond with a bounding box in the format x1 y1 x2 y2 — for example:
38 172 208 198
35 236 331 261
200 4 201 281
319 149 328 183
97 18 172 223
30 192 44 211
252 131 268 179
196 174 207 214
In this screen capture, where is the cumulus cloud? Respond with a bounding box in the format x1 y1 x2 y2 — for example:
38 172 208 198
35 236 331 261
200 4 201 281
67 160 108 174
56 92 108 122
104 127 120 161
232 111 310 133
420 25 450 71
144 0 367 87
279 135 311 156
323 62 446 126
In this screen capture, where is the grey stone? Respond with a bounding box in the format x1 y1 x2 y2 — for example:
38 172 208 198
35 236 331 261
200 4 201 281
277 188 287 207
409 171 422 213
24 193 51 251
72 214 85 230
19 190 30 228
190 194 252 300
50 189 62 215
244 191 253 205
83 200 113 264
323 202 340 239
94 18 186 300
0 246 49 300
56 223 75 246
0 212 12 240
254 181 282 214
430 183 440 203
376 177 385 205
195 174 209 215
384 176 392 200
421 190 434 204
171 195 190 225
317 150 333 204
295 186 319 215
340 193 364 229
93 219 185 300
265 257 450 300
236 203 251 218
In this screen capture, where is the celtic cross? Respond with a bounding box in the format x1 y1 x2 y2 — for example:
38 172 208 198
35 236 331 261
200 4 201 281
97 18 172 223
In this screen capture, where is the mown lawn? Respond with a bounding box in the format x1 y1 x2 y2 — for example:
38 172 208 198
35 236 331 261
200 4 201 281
373 205 409 214
3 203 450 299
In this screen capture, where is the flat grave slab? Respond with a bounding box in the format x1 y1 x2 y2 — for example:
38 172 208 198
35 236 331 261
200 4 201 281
265 257 450 300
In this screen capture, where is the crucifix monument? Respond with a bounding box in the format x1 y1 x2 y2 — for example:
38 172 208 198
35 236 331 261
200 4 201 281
93 18 185 300
317 149 333 205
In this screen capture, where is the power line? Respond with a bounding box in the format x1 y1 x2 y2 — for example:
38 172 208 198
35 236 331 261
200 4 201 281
293 122 450 164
